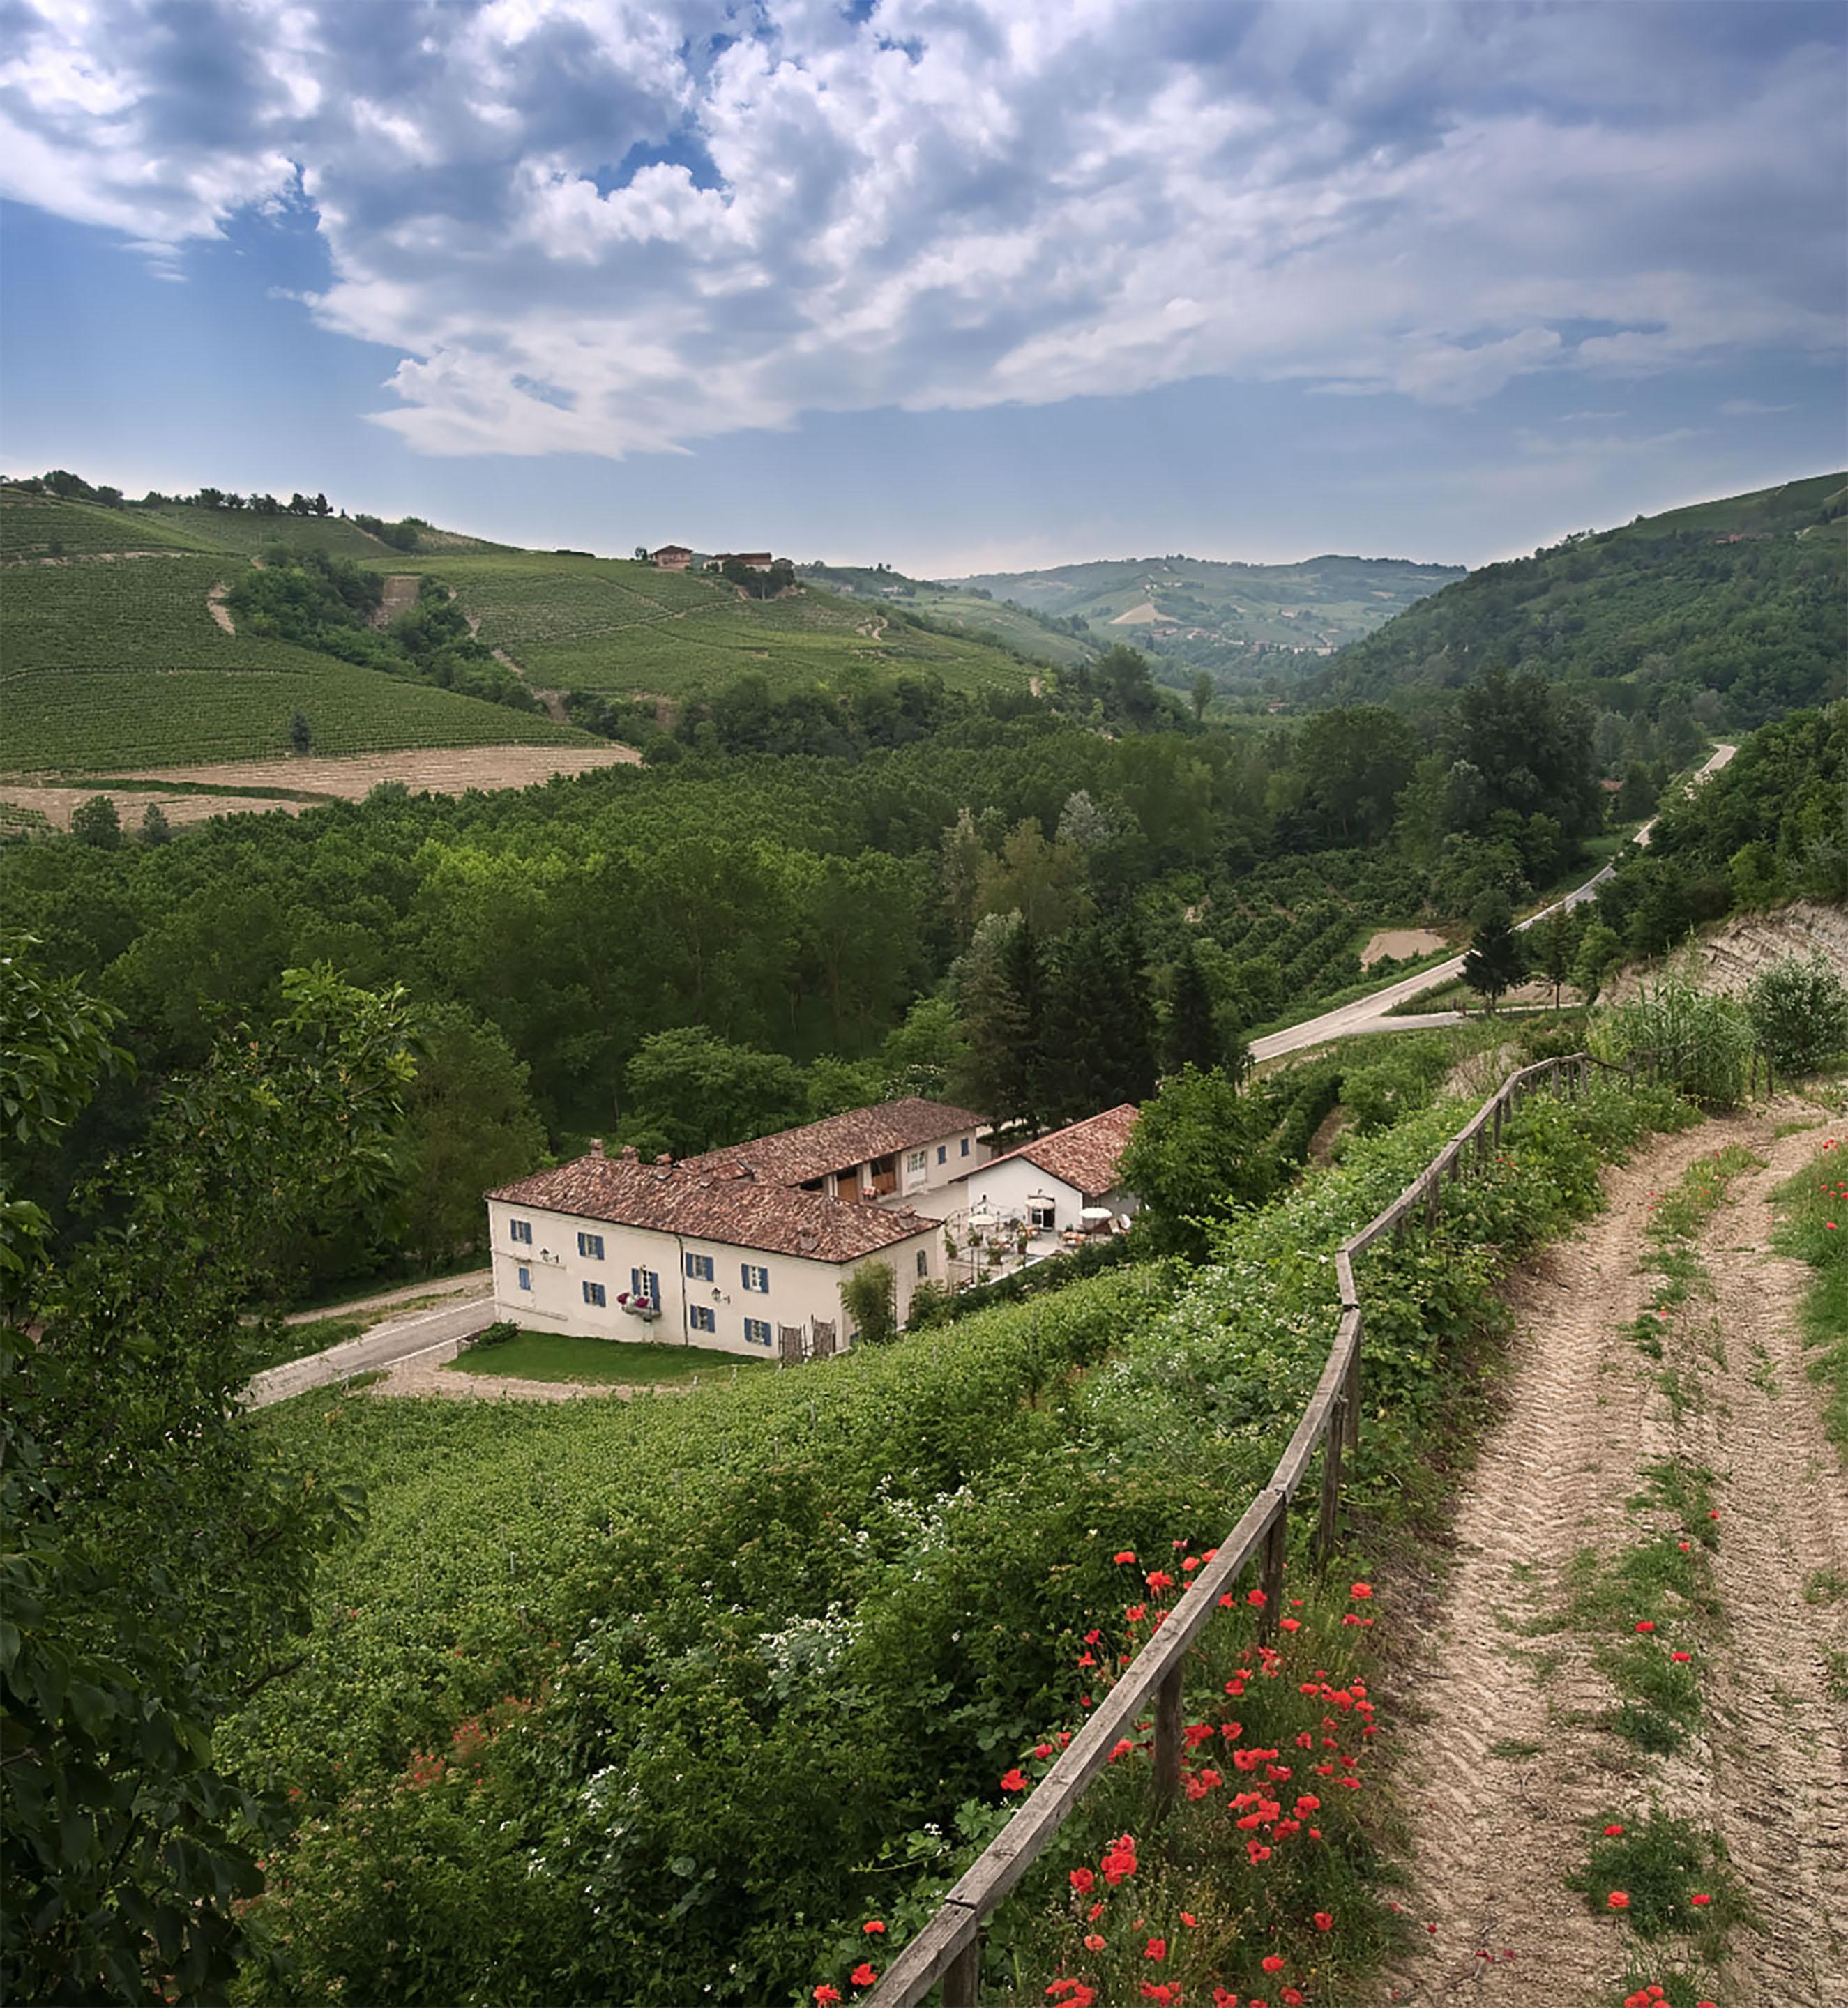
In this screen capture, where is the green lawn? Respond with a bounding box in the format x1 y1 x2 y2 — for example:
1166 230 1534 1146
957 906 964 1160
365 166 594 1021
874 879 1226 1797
448 1331 770 1385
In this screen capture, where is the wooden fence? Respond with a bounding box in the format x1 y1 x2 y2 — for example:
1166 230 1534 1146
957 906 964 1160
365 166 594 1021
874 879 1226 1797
863 1051 1598 2008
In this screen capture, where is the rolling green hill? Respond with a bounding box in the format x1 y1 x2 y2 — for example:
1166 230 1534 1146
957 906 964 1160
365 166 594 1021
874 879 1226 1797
433 552 1034 700
801 564 1098 670
1311 473 1847 728
0 538 590 772
946 551 1465 683
0 487 221 561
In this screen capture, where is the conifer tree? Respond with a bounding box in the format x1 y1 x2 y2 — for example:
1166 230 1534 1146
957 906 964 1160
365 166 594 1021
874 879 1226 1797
1163 939 1221 1075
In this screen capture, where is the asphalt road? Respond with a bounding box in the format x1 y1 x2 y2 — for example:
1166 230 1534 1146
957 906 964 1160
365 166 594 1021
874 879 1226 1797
1251 743 1736 1064
245 1288 494 1408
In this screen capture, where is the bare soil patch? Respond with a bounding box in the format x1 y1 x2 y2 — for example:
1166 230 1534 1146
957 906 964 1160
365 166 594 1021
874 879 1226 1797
206 581 236 633
1374 1099 1846 2004
0 784 312 831
1361 927 1448 966
374 1355 694 1404
1605 900 1848 1005
91 745 639 800
372 573 421 625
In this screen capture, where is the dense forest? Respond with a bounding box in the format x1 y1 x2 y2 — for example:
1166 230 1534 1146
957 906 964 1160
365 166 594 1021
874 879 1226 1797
1312 472 1846 728
8 660 1611 1298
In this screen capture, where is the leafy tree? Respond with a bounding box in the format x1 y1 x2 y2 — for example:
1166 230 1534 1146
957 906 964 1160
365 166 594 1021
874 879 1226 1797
137 800 172 846
289 709 313 755
1 951 415 2005
974 819 1091 938
1116 1065 1277 1259
1460 895 1528 1011
841 1259 897 1345
1616 761 1656 821
391 1002 550 1270
1572 920 1624 1006
621 1027 806 1159
1289 705 1418 846
1743 953 1848 1075
1190 671 1213 724
70 793 122 850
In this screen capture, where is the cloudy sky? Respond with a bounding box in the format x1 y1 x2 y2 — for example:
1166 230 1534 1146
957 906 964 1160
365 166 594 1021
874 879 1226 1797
2 0 1842 572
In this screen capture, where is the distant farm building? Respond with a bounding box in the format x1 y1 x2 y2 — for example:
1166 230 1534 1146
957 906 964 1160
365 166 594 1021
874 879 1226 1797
710 552 775 570
650 545 694 569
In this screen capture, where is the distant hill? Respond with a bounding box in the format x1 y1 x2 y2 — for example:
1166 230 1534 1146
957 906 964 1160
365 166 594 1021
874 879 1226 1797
1312 473 1847 728
801 564 1099 671
942 549 1464 690
0 482 1036 775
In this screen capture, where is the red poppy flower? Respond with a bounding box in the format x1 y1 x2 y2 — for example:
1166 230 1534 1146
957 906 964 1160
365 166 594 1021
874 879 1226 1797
1282 1993 1305 2007
999 1768 1029 1792
1247 1588 1267 1606
862 1920 886 1935
1213 1992 1240 2008
1671 1650 1692 1663
1144 1937 1167 1961
1633 1620 1656 1634
1034 1743 1055 1758
1261 1955 1285 1974
1084 1933 1106 1952
1114 1551 1137 1565
815 1990 842 2005
1607 1891 1630 1910
1350 1582 1372 1598
1603 1824 1625 1836
1313 1911 1333 1931
1139 1987 1176 2006
1070 1868 1096 1894
851 1964 877 1988
1690 1893 1712 1907
1146 1570 1175 1590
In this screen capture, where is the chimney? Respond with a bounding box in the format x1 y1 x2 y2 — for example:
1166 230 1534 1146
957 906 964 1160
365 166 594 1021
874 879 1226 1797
589 1137 605 1158
619 1145 639 1164
656 1154 673 1166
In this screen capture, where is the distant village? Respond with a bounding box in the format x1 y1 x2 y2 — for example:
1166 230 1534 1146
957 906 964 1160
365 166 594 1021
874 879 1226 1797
487 1097 1139 1365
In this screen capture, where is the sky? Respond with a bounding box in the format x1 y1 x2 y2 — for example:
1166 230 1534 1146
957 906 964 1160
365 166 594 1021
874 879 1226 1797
1 0 1843 575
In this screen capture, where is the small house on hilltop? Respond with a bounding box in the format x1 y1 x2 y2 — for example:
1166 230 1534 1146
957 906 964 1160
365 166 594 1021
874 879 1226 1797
649 544 694 569
709 551 775 570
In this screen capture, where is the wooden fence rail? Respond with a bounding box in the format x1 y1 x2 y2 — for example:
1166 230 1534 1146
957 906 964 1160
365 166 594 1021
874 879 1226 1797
863 1052 1597 2008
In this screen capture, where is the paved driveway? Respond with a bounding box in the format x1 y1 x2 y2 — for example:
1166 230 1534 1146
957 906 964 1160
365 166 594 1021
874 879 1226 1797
245 1290 494 1408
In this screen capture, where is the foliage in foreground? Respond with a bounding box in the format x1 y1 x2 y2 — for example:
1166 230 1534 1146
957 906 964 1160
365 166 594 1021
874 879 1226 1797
223 1065 1686 2006
1 946 416 2005
1773 1127 1848 1450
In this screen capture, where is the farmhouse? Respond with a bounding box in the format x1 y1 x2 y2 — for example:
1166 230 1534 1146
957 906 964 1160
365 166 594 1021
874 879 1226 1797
682 1096 987 1205
958 1104 1141 1264
709 550 775 570
649 544 694 569
485 1100 988 1361
487 1145 944 1362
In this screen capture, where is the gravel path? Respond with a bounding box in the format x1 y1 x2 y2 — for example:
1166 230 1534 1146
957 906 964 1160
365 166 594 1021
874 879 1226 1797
1375 1095 1845 2005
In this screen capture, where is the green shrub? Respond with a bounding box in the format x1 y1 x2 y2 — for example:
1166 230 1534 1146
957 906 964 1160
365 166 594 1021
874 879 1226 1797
1599 970 1754 1108
1743 952 1848 1075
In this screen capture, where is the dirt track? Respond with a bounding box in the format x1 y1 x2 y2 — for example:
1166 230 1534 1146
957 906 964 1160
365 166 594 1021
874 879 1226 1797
1377 1098 1847 2005
91 745 639 796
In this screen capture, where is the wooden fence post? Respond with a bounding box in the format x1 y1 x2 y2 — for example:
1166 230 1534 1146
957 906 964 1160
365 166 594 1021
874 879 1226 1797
943 1929 981 2008
1317 1401 1345 1565
1259 1512 1286 1643
1342 1337 1361 1454
1153 1662 1184 1819
1492 1100 1503 1151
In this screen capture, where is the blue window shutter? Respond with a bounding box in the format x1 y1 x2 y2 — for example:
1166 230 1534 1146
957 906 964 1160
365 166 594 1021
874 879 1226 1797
631 1267 641 1296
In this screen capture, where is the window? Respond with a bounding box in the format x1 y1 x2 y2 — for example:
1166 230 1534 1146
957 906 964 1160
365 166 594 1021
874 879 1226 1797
510 1217 533 1244
684 1252 714 1281
916 1249 930 1277
960 1138 971 1157
741 1263 770 1293
937 1144 947 1164
689 1305 716 1333
577 1231 605 1260
516 1265 532 1292
743 1316 773 1347
907 1149 927 1173
630 1268 660 1307
583 1281 607 1307
1029 1201 1056 1231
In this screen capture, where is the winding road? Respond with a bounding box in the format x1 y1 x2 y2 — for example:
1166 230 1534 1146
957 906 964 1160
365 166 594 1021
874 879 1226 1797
1251 743 1736 1062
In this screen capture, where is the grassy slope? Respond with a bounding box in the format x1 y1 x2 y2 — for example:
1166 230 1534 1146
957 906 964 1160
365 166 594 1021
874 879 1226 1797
803 565 1098 670
1 550 590 771
439 553 1033 699
1311 472 1848 720
0 487 221 559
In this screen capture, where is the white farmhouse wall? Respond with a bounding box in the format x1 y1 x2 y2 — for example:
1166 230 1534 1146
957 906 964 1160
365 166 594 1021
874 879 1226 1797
960 1157 1089 1236
487 1199 939 1357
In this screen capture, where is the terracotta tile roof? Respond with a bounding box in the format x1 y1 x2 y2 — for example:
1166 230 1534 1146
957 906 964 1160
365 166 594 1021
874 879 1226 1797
681 1097 986 1187
983 1104 1141 1198
487 1151 934 1264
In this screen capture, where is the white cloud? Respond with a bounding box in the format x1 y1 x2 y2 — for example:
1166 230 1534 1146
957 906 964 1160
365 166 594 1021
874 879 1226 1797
0 0 1841 456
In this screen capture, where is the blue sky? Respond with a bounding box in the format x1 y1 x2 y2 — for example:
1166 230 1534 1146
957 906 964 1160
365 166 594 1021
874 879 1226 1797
2 0 1842 575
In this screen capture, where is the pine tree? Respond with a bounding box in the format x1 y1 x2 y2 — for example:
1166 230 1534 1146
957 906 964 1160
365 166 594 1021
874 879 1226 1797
1461 898 1528 1012
138 801 172 847
289 710 313 755
1163 941 1221 1074
1043 911 1156 1125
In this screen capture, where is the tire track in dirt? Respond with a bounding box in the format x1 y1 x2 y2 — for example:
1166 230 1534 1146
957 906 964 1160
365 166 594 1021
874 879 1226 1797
1686 1127 1848 2002
1374 1105 1842 2005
